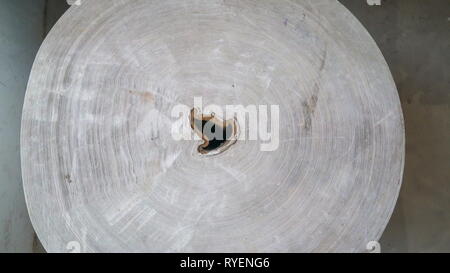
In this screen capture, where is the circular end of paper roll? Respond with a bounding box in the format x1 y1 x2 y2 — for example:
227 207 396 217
22 0 404 252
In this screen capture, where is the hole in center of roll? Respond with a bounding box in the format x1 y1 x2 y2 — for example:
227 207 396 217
190 108 238 156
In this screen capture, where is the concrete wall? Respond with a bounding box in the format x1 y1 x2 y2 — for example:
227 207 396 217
0 0 46 252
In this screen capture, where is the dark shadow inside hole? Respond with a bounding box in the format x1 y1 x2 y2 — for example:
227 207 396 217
194 119 234 151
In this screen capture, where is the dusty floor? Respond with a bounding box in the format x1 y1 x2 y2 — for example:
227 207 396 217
31 0 450 252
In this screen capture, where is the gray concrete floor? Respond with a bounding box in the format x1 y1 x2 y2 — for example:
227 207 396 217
18 0 450 252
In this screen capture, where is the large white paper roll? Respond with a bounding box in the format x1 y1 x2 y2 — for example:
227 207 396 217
21 0 404 252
